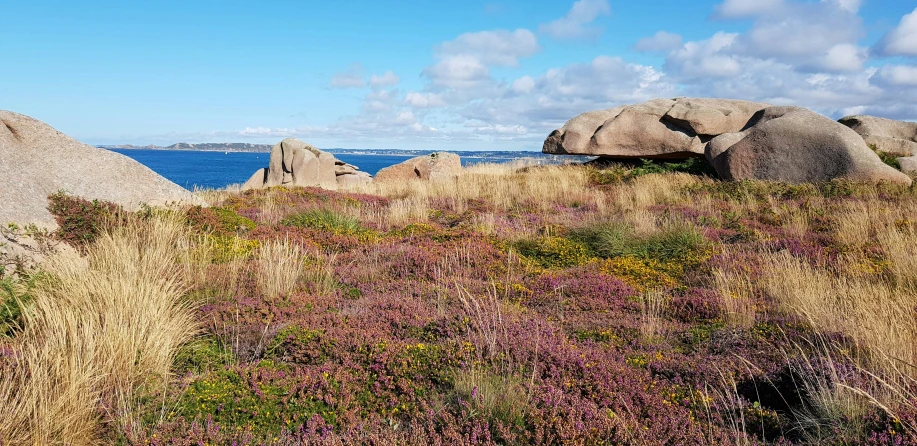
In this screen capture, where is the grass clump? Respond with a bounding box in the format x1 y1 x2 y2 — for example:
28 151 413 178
570 221 708 263
0 215 198 444
281 209 363 234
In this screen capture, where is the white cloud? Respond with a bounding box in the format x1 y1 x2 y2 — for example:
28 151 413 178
329 64 366 88
510 76 535 94
713 0 785 18
875 7 917 57
873 65 917 87
635 31 684 52
422 29 539 90
369 71 401 88
404 92 447 108
665 32 742 78
437 29 539 66
538 0 611 41
820 43 867 72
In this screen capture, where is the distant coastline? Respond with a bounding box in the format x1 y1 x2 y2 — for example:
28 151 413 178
98 143 567 160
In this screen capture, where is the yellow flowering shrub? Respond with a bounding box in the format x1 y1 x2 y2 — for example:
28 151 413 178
209 235 260 263
514 236 594 269
599 256 680 292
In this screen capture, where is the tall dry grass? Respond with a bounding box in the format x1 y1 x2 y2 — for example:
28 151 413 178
0 216 199 444
256 239 305 298
712 268 756 329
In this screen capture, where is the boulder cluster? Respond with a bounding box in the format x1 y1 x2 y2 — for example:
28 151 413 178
544 98 913 185
241 138 371 191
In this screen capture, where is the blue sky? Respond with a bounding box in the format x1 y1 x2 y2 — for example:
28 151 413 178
2 0 916 150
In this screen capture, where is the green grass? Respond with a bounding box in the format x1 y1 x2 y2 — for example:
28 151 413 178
281 209 364 234
570 222 708 263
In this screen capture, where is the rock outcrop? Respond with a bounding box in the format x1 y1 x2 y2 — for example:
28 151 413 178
839 115 917 156
241 138 372 191
373 152 462 183
543 98 769 159
0 110 204 229
706 107 911 184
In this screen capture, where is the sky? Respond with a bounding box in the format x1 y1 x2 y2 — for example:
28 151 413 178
2 0 916 151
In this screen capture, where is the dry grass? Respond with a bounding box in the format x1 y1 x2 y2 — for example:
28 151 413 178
712 268 756 329
342 163 593 224
256 239 305 298
759 251 917 373
0 216 198 444
640 289 668 342
193 184 241 207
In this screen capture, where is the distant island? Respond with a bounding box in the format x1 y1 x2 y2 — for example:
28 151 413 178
98 143 575 160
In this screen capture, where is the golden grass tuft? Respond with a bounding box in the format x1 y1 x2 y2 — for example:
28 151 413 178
256 238 305 298
0 216 198 444
712 268 756 329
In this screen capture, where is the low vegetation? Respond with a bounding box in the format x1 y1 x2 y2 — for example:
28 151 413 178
2 161 917 444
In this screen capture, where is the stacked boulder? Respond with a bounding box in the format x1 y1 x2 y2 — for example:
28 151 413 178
241 138 371 191
544 98 912 185
374 152 462 182
839 115 917 174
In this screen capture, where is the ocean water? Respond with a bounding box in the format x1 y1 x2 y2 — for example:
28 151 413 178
109 149 541 190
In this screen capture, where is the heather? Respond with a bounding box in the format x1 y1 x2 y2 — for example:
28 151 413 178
3 163 917 444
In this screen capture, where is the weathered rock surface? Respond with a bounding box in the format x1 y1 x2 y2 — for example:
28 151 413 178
242 138 369 191
0 110 204 229
373 152 462 182
839 115 917 156
899 156 917 175
543 98 769 159
706 107 912 184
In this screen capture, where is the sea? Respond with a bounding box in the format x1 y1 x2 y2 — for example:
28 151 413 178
109 149 558 190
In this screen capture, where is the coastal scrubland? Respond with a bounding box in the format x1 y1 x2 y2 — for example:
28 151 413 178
3 161 917 444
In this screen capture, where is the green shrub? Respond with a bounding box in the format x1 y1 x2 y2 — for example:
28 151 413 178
869 143 902 170
571 222 708 263
175 367 337 433
281 209 363 234
589 158 717 185
186 206 256 235
46 192 123 248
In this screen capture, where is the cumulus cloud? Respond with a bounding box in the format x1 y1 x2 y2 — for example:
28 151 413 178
875 7 917 57
369 71 400 88
538 0 611 41
666 0 867 76
635 31 683 52
873 65 917 87
422 29 539 90
329 64 366 88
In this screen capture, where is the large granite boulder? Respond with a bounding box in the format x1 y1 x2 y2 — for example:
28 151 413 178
241 138 370 190
839 115 917 158
543 98 769 159
706 107 912 184
373 152 462 183
0 110 205 229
